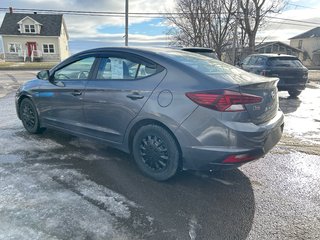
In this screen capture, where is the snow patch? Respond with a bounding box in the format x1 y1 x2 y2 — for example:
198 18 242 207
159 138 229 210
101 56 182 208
0 163 137 239
188 216 198 240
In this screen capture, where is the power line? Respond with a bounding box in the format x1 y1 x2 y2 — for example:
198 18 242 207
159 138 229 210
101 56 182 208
266 16 320 26
287 3 316 10
267 21 318 28
1 7 320 26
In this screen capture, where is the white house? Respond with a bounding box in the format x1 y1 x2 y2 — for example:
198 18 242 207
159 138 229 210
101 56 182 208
0 9 69 62
290 27 320 66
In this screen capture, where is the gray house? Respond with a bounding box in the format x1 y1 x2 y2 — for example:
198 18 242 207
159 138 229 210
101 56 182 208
0 10 69 62
255 41 303 58
233 41 303 64
290 27 320 66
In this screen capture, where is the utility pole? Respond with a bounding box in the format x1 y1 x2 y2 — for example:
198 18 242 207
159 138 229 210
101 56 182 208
232 0 240 65
125 0 129 46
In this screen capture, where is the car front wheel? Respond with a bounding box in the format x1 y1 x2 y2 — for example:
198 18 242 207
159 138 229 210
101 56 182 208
19 98 44 134
132 125 180 181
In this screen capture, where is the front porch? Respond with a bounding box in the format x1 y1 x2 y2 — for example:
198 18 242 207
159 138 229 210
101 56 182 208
18 49 43 62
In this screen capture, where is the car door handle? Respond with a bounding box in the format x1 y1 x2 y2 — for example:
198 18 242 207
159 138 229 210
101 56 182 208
126 93 144 100
71 90 82 96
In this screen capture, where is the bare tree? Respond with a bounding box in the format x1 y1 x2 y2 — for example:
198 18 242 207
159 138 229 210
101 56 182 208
206 0 237 59
166 0 236 60
239 0 285 53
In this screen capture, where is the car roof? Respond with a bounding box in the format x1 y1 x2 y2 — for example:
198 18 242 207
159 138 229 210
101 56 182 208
76 46 180 54
72 46 192 60
247 53 298 59
54 46 216 77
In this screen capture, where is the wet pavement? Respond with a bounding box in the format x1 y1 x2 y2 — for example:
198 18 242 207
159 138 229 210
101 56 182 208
0 71 319 239
0 70 37 98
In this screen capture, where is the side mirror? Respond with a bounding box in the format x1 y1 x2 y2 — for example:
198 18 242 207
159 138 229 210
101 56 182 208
37 70 50 80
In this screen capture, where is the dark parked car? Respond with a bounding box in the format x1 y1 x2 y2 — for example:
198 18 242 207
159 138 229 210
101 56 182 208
181 47 218 59
241 54 308 97
16 47 284 181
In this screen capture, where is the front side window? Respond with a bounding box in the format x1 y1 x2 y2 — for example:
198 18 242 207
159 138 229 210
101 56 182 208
43 44 55 54
8 43 22 53
255 57 267 66
248 56 258 65
25 25 36 33
242 56 251 65
97 57 157 80
54 57 95 80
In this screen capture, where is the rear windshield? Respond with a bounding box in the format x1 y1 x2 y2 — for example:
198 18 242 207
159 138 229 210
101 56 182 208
161 50 240 75
159 50 274 84
267 58 303 67
197 51 218 59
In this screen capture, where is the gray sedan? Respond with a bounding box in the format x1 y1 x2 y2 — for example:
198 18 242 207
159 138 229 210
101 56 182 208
16 47 284 181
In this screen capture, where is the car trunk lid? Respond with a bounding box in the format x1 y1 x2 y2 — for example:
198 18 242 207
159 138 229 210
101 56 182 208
239 78 279 124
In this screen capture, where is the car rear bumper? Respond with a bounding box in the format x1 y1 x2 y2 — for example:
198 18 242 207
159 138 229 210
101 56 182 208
176 110 284 171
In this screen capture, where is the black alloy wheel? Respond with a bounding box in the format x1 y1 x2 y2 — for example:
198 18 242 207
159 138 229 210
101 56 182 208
132 125 180 181
19 98 43 134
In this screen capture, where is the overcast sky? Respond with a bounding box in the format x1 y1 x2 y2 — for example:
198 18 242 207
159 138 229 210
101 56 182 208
1 0 320 54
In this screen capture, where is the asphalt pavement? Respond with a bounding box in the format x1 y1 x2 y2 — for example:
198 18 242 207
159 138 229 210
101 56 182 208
0 71 319 240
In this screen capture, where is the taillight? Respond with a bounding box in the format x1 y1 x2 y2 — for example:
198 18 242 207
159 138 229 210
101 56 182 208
186 90 262 112
223 154 257 163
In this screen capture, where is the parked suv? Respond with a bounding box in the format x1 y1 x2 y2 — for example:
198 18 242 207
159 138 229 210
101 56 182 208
241 54 308 97
181 47 218 60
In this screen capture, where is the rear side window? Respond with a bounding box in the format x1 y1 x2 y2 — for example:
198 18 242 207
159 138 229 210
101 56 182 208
267 58 303 67
97 57 157 80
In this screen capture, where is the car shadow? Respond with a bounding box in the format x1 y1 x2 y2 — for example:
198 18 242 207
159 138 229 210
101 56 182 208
22 130 255 240
279 96 302 114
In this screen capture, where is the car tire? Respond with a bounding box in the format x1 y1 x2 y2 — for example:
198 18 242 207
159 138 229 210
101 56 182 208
132 124 180 181
19 98 44 134
288 90 302 98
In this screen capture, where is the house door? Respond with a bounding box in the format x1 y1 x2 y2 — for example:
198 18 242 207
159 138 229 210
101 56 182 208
27 42 37 56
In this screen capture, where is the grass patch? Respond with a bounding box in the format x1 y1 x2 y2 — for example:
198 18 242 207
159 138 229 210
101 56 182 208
0 61 58 70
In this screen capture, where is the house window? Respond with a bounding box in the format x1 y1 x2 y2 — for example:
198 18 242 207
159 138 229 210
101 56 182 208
298 40 303 49
43 44 55 54
8 43 22 53
265 46 272 53
25 25 36 33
